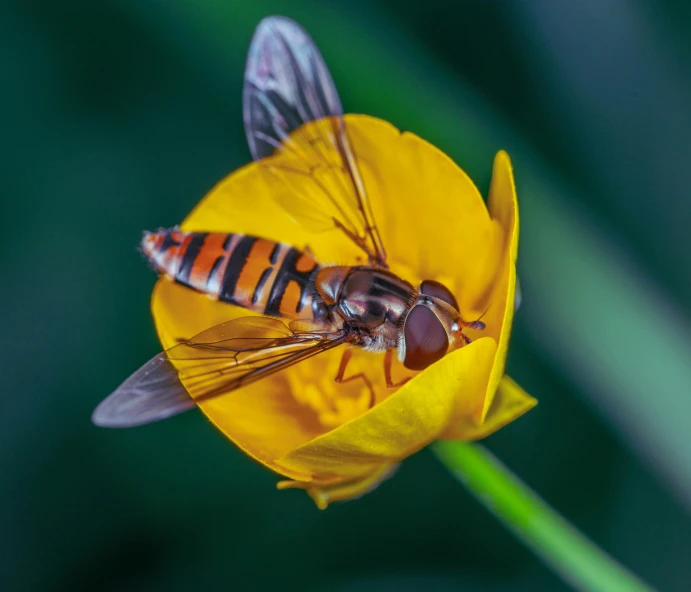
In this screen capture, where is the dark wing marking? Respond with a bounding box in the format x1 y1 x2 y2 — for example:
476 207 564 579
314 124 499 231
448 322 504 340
92 317 347 428
243 16 387 267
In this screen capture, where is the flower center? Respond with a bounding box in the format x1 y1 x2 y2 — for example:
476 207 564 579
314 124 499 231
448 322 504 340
284 348 389 429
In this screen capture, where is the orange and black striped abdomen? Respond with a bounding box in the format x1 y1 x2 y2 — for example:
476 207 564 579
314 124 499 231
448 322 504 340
142 229 323 320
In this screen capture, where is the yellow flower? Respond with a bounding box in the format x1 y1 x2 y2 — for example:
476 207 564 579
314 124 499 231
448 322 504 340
152 115 536 508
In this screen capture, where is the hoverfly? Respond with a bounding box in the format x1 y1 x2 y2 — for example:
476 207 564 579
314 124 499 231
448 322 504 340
92 16 485 428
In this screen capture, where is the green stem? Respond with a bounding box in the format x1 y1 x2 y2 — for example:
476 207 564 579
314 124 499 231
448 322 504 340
431 441 652 592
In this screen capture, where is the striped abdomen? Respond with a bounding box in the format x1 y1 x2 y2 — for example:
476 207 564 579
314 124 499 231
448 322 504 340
142 229 323 320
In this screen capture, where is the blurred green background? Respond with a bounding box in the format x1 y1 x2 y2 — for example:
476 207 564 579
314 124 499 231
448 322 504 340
3 0 691 590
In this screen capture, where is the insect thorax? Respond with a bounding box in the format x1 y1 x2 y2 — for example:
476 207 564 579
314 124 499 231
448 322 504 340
316 266 415 351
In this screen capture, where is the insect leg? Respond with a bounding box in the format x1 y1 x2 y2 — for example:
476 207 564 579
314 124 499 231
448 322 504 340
384 348 412 389
334 347 376 407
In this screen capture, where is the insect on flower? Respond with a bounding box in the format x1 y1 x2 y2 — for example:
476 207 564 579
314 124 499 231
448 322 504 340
92 16 488 427
93 16 536 508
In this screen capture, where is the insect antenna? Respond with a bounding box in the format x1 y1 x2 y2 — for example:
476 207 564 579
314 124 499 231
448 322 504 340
459 299 495 332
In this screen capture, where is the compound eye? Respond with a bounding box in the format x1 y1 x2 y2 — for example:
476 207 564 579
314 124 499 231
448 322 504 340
420 280 459 310
403 305 449 370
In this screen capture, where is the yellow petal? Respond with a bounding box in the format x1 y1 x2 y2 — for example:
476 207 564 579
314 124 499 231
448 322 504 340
152 280 321 482
277 464 400 510
343 116 503 312
488 151 519 262
476 150 520 423
275 337 497 480
181 162 308 243
441 375 536 440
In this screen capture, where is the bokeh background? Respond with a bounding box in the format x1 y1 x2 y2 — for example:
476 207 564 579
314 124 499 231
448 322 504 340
3 0 691 590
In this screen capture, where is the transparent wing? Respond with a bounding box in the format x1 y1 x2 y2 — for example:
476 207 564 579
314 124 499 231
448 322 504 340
92 317 348 428
243 16 342 160
243 16 387 266
91 354 196 428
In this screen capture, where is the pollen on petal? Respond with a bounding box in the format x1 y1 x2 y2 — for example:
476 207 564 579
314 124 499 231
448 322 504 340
284 347 386 429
